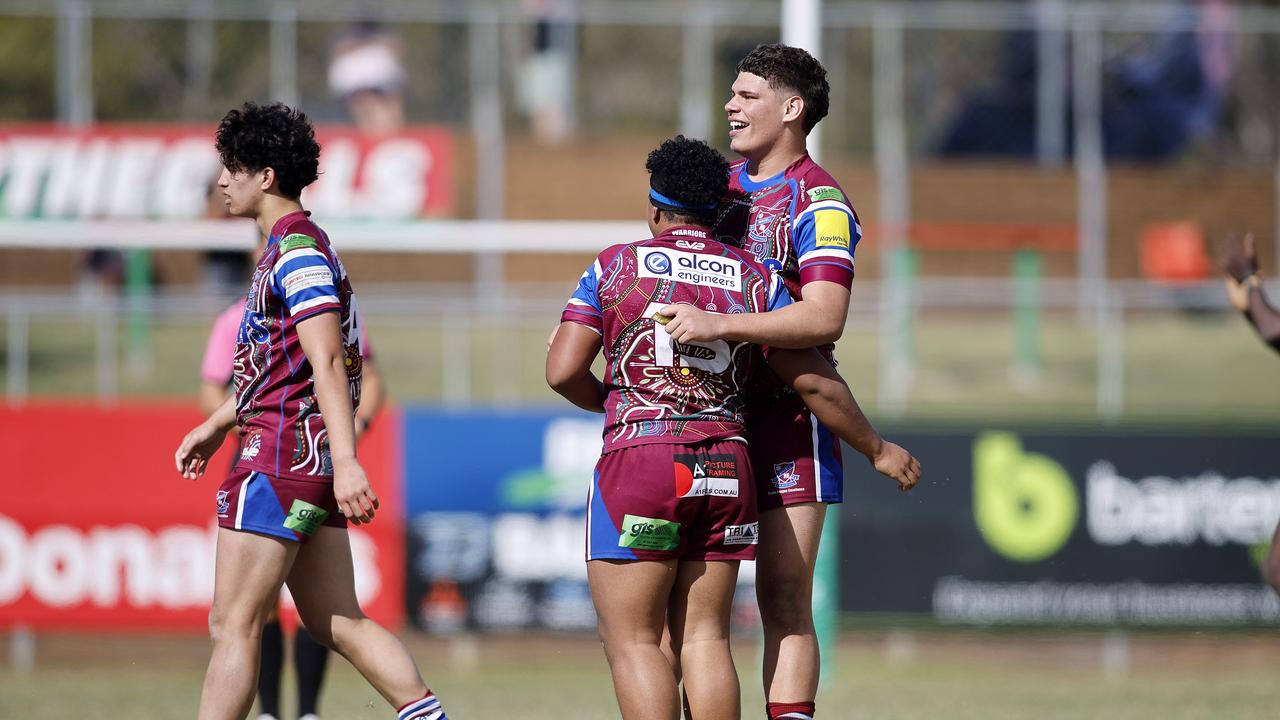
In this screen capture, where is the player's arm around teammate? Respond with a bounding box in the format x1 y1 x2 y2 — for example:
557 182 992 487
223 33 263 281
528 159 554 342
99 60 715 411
768 348 920 492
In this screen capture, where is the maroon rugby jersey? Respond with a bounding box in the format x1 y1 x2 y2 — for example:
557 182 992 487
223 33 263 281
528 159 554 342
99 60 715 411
232 210 363 480
714 154 860 365
560 225 790 453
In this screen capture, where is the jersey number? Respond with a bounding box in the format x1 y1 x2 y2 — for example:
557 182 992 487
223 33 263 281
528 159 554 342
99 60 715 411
644 302 730 374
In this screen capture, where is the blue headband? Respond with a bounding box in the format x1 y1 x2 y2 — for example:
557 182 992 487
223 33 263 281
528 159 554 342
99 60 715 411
649 187 717 212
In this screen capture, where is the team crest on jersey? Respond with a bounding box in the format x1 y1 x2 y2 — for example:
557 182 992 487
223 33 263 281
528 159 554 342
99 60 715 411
216 490 230 516
748 207 782 246
772 461 800 490
240 430 262 460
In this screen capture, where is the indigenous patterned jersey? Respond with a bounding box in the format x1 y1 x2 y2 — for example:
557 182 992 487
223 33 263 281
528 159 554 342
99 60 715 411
232 210 363 480
714 153 860 345
561 226 790 453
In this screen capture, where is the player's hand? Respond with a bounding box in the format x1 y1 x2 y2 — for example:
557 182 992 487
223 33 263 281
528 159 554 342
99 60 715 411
658 303 727 344
333 456 378 525
1225 276 1251 312
546 323 561 352
174 420 230 480
872 440 921 492
1221 233 1259 283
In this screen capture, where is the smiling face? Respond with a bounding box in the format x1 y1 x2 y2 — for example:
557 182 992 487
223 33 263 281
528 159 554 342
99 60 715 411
725 71 802 162
217 165 269 219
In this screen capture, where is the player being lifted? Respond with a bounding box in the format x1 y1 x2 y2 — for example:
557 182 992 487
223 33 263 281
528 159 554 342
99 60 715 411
174 102 446 720
657 44 894 720
547 135 917 720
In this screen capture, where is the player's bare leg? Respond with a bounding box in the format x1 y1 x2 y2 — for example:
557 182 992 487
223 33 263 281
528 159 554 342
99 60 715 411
199 528 298 720
667 559 742 720
286 526 437 711
1265 519 1280 599
588 558 681 720
756 502 826 707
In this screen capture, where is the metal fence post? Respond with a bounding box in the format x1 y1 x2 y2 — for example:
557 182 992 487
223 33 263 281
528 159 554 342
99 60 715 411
470 7 506 307
269 0 298 107
873 4 911 418
442 311 472 407
184 0 214 120
1035 0 1067 167
6 303 29 405
56 0 92 126
95 299 119 404
1097 285 1124 421
680 1 714 142
1073 10 1107 324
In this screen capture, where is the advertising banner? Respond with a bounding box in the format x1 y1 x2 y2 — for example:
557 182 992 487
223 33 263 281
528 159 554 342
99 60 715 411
0 402 404 631
840 430 1280 625
0 124 454 221
402 409 604 633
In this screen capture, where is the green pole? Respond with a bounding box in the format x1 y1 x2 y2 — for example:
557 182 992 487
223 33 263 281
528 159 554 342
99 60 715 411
814 504 840 687
1012 248 1043 386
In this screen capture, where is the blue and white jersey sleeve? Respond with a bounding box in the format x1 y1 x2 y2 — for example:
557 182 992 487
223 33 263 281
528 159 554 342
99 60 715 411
793 187 860 289
560 258 604 334
766 268 793 312
272 233 340 321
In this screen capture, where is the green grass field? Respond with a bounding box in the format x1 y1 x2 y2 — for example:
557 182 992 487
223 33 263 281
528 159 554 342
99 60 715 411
5 307 1279 426
3 630 1278 719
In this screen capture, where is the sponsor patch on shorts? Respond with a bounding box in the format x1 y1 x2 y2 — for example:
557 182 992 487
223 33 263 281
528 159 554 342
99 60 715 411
284 499 329 537
724 522 759 546
618 514 681 551
675 454 740 498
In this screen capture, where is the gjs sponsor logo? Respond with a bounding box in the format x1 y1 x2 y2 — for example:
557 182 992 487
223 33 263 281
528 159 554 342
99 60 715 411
618 514 680 552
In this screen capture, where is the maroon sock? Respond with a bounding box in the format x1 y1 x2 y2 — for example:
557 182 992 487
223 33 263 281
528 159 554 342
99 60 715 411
766 701 816 719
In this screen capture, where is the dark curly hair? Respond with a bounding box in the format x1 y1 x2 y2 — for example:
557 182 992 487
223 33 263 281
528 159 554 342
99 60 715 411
736 43 830 134
645 135 729 226
215 102 320 199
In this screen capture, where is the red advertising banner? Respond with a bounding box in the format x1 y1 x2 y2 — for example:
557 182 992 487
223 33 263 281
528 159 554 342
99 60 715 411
0 124 454 220
0 402 405 631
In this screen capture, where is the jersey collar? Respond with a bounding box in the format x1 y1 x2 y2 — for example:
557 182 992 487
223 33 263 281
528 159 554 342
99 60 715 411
266 210 312 245
736 153 809 192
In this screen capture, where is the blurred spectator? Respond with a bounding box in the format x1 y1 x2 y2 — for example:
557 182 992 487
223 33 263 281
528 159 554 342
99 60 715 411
201 177 251 295
936 0 1238 161
515 0 574 144
328 20 407 133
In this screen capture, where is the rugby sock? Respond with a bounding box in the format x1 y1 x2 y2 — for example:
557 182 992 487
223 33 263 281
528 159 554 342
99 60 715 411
257 619 284 719
397 690 447 720
294 627 330 718
766 701 816 719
